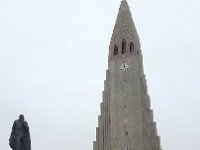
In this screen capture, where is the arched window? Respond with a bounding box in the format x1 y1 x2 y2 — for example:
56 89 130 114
114 45 118 55
122 39 126 54
130 42 134 52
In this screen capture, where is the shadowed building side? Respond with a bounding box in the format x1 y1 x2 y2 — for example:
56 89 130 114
93 1 162 150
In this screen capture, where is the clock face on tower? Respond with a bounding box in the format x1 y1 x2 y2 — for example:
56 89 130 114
120 62 129 71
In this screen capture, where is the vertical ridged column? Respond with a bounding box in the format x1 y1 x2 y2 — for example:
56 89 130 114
96 127 99 150
105 70 111 150
103 91 106 150
93 141 96 150
98 115 102 150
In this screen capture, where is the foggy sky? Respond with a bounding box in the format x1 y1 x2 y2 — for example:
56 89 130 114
0 0 200 150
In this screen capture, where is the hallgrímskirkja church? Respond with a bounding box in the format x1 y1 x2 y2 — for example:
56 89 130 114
93 1 162 150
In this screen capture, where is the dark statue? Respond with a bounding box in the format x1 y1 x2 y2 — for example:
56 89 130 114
9 114 31 150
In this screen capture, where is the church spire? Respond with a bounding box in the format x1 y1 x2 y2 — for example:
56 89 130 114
93 1 162 150
109 0 141 59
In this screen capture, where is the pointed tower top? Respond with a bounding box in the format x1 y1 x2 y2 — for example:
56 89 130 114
114 0 134 33
119 0 131 14
109 0 141 60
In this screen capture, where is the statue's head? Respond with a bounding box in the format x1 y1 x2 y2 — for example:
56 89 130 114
19 114 24 121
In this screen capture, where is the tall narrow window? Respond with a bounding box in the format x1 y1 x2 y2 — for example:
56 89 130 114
124 104 127 109
125 145 129 150
137 50 140 55
130 42 134 52
125 131 128 136
125 117 128 123
114 45 118 55
122 39 126 54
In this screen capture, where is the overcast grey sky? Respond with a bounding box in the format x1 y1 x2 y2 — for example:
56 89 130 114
0 0 200 150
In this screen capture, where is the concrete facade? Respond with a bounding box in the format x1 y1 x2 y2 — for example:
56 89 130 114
93 1 162 150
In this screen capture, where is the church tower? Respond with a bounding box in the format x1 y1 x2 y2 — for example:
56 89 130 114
93 1 162 150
